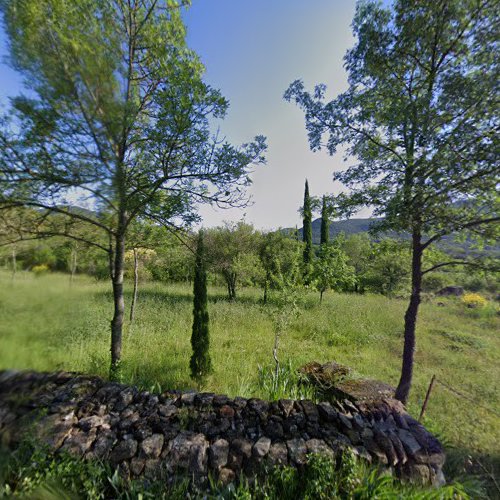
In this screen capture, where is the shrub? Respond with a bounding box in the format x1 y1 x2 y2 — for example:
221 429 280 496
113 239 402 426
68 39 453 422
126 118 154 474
31 264 49 277
461 292 487 309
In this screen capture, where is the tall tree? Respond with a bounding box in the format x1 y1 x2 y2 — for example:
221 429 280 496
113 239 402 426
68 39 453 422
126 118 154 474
0 0 265 379
302 179 313 274
286 0 499 402
190 230 211 381
320 195 329 246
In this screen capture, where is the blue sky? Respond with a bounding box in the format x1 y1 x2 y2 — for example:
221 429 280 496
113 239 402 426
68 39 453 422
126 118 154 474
0 0 371 230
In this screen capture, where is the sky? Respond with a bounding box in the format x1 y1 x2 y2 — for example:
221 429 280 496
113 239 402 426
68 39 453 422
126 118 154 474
0 0 371 230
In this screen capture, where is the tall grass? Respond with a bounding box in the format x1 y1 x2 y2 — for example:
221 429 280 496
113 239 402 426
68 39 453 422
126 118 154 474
0 271 499 490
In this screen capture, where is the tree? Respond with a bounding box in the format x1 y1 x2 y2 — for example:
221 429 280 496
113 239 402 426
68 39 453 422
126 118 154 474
258 230 302 304
302 179 313 280
313 243 355 303
340 233 372 293
205 222 261 300
0 0 265 379
320 195 330 246
190 230 211 381
285 0 499 402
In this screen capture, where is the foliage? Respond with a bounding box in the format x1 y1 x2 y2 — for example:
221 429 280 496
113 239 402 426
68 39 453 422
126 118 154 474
313 242 356 302
0 271 498 492
190 231 212 381
302 180 313 271
32 264 50 276
0 0 266 377
258 230 302 303
285 0 499 403
256 359 315 401
461 293 487 309
0 439 471 499
205 222 262 300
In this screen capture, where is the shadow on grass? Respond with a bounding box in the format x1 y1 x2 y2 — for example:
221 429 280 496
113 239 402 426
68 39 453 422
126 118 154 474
91 286 266 307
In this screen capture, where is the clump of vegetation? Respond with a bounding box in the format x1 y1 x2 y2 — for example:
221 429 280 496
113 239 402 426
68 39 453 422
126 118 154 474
0 440 471 499
461 293 488 309
31 264 50 277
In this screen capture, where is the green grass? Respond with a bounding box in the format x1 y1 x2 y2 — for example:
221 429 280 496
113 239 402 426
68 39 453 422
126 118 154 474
0 271 499 494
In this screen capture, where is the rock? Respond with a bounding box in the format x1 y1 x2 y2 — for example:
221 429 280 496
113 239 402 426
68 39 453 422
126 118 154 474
252 437 271 458
110 439 138 463
209 439 229 470
338 413 353 430
37 411 77 450
144 458 161 478
140 433 164 459
317 402 337 422
167 432 208 475
61 428 97 455
86 431 116 459
397 429 422 459
218 467 236 485
78 415 107 431
268 442 288 465
130 457 145 476
279 399 294 417
219 405 235 419
306 438 334 459
437 286 463 297
158 404 177 418
301 401 319 422
287 438 307 465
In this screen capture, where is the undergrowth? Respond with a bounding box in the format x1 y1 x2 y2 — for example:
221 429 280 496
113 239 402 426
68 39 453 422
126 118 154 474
0 440 471 500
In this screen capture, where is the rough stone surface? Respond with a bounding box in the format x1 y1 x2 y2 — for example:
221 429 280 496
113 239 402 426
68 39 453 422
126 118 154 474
0 370 445 486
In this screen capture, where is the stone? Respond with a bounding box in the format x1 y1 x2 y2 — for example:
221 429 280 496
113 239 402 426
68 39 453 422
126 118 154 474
144 459 162 478
86 431 116 459
338 413 353 430
130 457 146 476
317 402 337 422
252 437 271 458
209 439 229 470
219 405 235 419
268 442 288 465
140 433 164 459
180 392 196 405
306 438 334 459
218 467 236 485
78 415 106 431
37 411 77 450
287 438 307 465
110 439 138 463
279 399 295 417
61 428 97 455
167 432 208 475
397 429 422 459
437 286 463 297
301 400 319 422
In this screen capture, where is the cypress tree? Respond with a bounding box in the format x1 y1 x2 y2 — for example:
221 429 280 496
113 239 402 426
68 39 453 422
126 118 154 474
320 195 329 246
302 179 313 265
190 230 212 381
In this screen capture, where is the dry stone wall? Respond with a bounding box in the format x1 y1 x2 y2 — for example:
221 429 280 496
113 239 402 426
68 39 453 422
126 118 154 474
0 370 445 487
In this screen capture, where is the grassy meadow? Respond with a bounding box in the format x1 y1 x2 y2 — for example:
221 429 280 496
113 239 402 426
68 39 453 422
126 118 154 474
0 270 499 489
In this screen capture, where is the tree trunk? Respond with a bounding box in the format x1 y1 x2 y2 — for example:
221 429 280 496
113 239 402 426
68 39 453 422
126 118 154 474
263 280 268 305
110 231 126 380
395 231 423 404
69 246 77 286
320 289 324 304
11 247 16 282
129 247 139 323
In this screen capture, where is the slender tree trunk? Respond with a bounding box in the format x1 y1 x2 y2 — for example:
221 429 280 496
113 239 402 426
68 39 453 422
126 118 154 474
129 247 139 323
11 247 16 282
395 231 423 404
69 246 77 286
110 230 126 380
263 280 268 305
320 289 324 304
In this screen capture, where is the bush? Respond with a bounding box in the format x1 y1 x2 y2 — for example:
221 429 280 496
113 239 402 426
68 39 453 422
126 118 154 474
461 292 487 309
31 264 49 277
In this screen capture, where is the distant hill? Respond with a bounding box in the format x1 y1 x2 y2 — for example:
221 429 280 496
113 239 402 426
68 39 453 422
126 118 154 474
288 217 499 258
291 217 385 244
